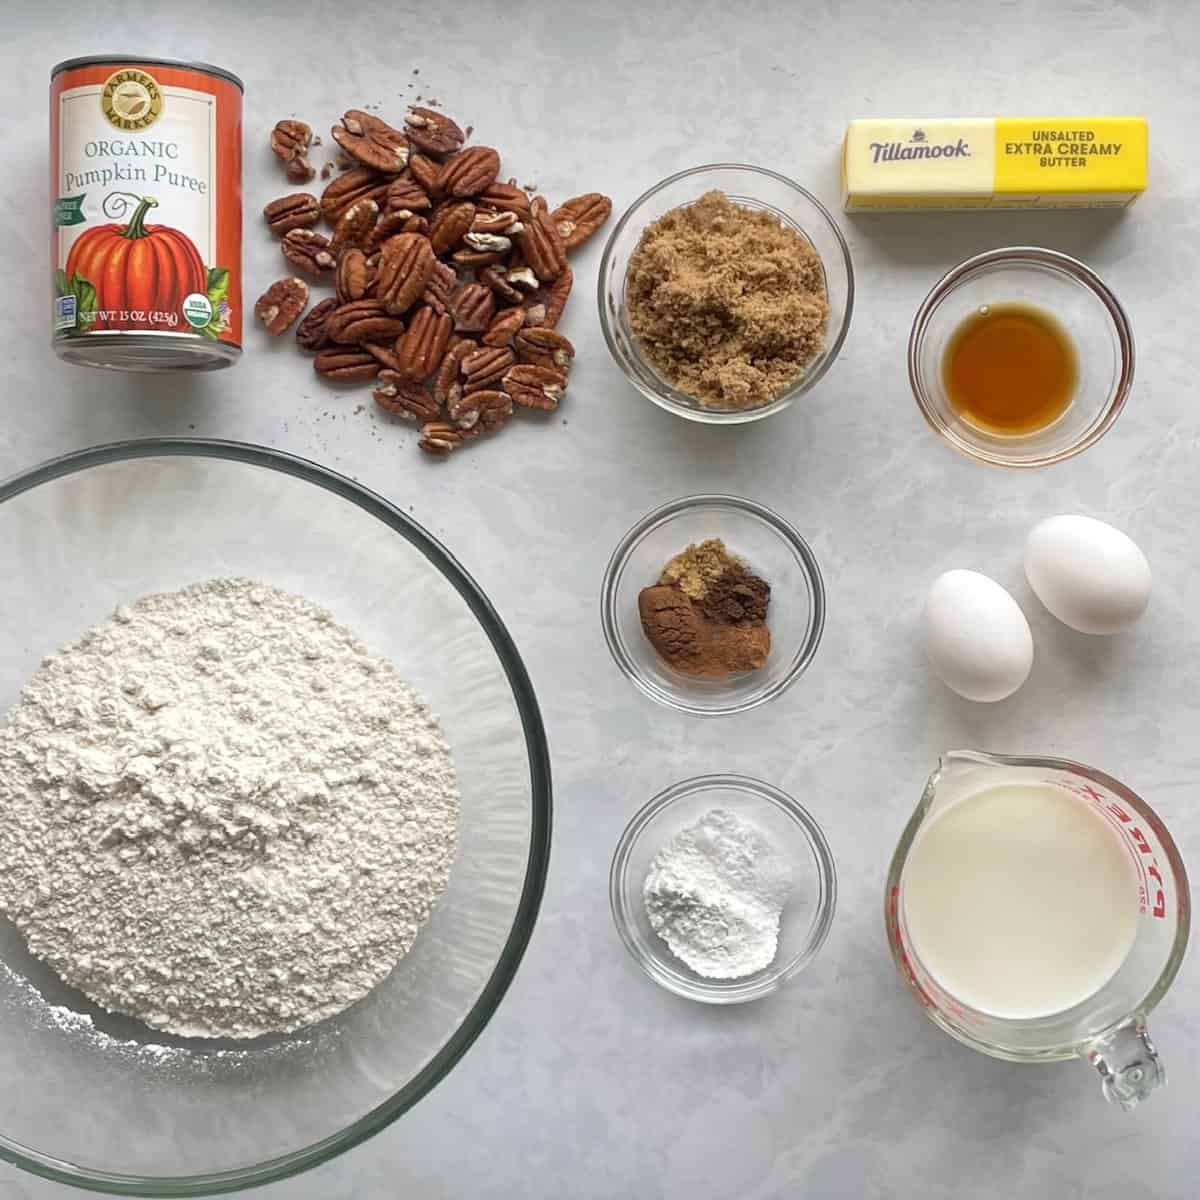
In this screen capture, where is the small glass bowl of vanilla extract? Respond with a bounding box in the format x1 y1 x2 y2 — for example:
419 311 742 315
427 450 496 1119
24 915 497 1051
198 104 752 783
908 247 1134 468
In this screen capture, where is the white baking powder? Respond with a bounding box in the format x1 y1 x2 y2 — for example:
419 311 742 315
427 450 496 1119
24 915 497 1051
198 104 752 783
0 578 459 1038
643 808 792 979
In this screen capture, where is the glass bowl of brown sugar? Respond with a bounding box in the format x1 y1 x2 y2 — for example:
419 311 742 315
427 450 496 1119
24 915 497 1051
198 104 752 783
601 495 825 716
597 164 854 424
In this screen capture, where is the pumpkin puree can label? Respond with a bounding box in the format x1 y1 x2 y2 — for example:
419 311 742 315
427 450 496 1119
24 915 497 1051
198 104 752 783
50 57 242 371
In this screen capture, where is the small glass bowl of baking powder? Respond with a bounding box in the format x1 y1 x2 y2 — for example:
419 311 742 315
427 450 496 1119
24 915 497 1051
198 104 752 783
598 163 854 424
601 494 825 716
610 775 837 1004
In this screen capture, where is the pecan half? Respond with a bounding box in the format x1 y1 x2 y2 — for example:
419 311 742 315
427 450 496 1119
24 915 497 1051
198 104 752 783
326 299 405 345
395 306 454 382
461 345 515 393
437 146 501 198
313 348 381 381
254 277 309 335
550 193 612 251
374 233 436 316
271 119 311 164
428 200 476 256
367 209 416 253
296 296 338 351
404 107 465 156
544 264 573 327
433 338 478 406
524 265 573 328
329 197 379 254
363 341 404 372
335 248 375 303
503 363 567 410
321 166 389 223
418 421 467 455
385 174 432 213
281 228 336 274
332 109 410 173
516 207 567 282
449 388 512 433
450 283 495 333
514 326 575 371
478 181 532 220
422 260 458 314
451 247 506 271
373 370 440 421
472 210 522 235
480 264 523 304
481 307 525 348
408 154 443 200
402 215 429 235
263 192 321 235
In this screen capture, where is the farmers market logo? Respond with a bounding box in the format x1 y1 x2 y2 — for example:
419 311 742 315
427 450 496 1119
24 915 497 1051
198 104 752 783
101 69 163 131
869 128 971 164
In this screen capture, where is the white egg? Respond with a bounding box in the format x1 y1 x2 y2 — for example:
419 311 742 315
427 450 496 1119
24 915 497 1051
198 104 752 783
923 570 1034 702
1025 515 1151 635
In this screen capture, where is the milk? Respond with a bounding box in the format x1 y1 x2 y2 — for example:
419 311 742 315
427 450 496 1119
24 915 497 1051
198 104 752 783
901 782 1139 1019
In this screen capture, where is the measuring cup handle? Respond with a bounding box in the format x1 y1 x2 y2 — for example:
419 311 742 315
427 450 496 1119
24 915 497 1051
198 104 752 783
1085 1020 1165 1110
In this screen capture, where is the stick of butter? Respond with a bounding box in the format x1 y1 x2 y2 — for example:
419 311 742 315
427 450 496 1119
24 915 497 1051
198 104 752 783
842 118 1147 211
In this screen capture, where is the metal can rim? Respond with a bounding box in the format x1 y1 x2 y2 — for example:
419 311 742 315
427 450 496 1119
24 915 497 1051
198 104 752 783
50 55 244 92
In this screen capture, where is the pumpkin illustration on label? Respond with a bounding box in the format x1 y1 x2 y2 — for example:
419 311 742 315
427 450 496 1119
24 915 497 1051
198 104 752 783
63 194 212 332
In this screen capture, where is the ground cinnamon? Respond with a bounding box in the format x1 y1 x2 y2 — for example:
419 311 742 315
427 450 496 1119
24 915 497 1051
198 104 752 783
639 540 772 677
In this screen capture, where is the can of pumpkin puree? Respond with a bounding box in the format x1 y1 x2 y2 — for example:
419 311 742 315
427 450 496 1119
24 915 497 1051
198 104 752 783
50 56 242 371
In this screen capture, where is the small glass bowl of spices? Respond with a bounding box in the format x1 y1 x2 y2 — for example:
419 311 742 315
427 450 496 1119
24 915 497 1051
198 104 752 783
909 246 1134 467
598 164 854 424
601 495 825 715
610 775 837 1004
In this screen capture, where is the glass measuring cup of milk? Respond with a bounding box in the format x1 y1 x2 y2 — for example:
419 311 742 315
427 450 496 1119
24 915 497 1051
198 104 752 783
885 751 1189 1109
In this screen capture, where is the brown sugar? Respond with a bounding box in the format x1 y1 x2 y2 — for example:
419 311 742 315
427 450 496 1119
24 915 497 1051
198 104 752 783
638 539 772 677
626 190 829 410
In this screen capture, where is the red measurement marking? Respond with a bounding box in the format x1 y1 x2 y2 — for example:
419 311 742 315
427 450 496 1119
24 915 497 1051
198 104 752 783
1046 779 1167 919
888 886 934 1008
1146 862 1167 918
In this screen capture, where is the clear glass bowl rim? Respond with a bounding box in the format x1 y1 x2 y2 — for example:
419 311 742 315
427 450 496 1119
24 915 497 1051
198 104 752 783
0 438 553 1197
599 494 826 716
609 773 837 1003
907 245 1135 468
597 162 856 425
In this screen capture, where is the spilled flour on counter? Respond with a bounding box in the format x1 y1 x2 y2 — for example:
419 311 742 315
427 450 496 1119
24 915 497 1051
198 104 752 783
0 579 458 1038
643 808 792 979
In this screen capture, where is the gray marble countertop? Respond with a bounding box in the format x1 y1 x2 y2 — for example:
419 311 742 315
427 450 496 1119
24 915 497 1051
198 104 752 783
4 1 1199 1197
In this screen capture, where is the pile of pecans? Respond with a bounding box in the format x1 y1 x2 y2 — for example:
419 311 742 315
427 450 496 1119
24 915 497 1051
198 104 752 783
254 106 611 455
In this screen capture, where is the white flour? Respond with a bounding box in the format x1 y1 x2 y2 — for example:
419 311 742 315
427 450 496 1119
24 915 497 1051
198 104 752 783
643 808 791 979
0 579 459 1038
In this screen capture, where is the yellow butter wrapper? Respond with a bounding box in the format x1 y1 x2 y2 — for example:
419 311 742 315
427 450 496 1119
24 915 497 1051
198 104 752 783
842 117 1147 211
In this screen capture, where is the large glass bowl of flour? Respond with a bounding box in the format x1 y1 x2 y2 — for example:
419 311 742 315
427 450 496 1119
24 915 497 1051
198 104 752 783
0 440 551 1194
